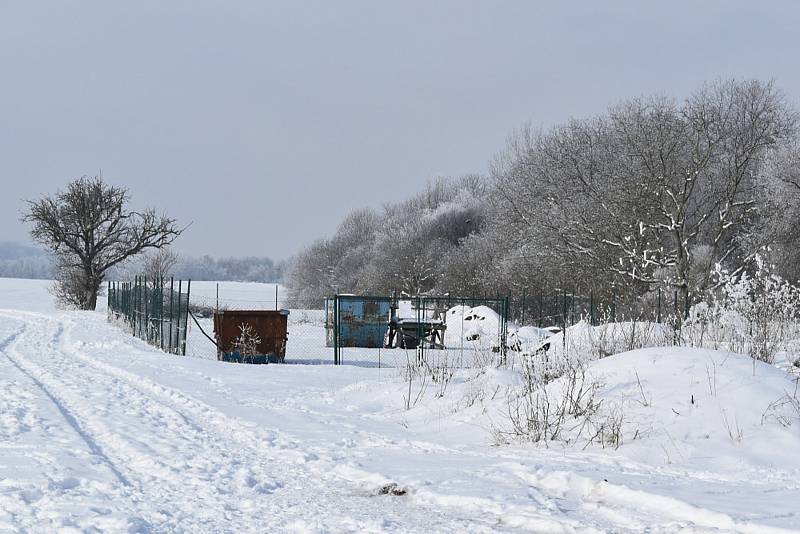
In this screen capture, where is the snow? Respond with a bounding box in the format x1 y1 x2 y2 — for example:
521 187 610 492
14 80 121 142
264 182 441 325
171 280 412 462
2 277 800 532
444 305 505 350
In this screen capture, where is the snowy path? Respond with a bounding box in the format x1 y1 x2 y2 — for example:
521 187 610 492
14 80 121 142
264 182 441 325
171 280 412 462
0 296 798 532
0 310 525 532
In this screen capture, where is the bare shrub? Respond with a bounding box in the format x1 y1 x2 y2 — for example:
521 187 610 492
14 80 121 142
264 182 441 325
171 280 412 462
722 409 744 444
495 358 601 445
142 248 179 287
231 323 261 363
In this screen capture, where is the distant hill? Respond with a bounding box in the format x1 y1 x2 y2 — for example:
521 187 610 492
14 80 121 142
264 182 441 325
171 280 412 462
0 242 53 279
0 242 49 261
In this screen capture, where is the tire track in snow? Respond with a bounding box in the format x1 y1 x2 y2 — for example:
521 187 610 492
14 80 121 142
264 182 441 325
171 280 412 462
0 314 143 532
0 325 22 352
2 320 132 489
58 314 603 532
1 311 531 532
2 313 299 530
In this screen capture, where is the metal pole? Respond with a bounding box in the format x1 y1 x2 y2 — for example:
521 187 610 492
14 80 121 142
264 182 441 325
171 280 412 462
184 279 191 355
538 289 543 328
168 277 174 353
417 295 423 366
131 276 139 336
673 289 679 344
333 294 339 365
176 280 183 356
144 276 149 343
590 290 594 326
275 285 279 311
657 287 662 323
502 295 509 364
160 277 165 351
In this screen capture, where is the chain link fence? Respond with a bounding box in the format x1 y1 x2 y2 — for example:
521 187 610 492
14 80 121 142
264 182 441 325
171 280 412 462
110 278 800 372
182 282 330 364
508 287 691 330
109 278 700 367
107 277 191 355
181 284 512 368
326 294 510 368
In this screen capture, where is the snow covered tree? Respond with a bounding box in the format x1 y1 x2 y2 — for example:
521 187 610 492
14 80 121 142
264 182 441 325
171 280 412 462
491 80 797 303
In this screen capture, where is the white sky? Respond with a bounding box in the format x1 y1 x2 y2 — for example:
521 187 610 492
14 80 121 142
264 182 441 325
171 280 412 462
2 0 798 259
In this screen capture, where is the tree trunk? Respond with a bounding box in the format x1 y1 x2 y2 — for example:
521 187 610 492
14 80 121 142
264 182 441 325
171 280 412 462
82 276 101 310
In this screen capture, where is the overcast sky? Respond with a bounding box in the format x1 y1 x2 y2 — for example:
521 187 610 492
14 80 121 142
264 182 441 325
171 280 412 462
2 1 799 260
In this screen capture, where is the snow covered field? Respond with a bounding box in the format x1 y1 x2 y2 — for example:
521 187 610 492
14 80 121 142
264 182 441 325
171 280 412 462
1 277 800 532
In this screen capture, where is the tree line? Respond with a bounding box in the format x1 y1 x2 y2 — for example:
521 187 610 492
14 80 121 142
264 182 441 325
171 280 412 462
0 243 287 285
286 79 800 308
118 253 289 283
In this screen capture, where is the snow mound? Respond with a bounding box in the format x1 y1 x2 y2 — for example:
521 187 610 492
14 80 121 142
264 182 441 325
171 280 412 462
442 305 553 351
507 325 553 352
583 347 800 471
443 305 504 349
542 320 673 361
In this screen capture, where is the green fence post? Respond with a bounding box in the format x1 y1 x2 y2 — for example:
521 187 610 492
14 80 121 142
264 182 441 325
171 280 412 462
144 276 150 343
333 294 339 365
169 277 175 354
184 279 191 355
416 295 423 366
133 276 138 338
502 295 509 363
176 280 183 355
159 278 165 352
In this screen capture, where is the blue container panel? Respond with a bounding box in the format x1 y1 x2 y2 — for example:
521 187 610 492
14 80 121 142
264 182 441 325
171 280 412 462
338 299 390 348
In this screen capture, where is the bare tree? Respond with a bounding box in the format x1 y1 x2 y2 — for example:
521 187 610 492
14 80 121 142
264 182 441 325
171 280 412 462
142 247 180 287
22 175 183 310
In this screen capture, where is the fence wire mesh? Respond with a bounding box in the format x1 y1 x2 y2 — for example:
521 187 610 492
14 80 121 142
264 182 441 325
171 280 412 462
174 282 710 368
182 283 328 363
329 294 510 368
107 277 190 355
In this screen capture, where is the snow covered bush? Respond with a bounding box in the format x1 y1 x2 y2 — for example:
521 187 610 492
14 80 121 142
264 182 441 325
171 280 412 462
687 257 800 365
